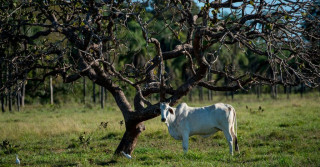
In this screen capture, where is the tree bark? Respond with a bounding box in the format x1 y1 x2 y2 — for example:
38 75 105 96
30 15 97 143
114 121 145 155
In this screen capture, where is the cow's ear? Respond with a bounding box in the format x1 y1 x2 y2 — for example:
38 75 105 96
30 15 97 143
168 108 174 114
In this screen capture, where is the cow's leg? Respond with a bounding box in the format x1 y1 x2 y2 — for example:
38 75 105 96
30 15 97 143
231 128 239 153
182 132 189 153
231 112 239 153
223 130 233 155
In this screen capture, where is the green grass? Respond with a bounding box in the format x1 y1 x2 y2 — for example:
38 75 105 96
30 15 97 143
1 93 320 166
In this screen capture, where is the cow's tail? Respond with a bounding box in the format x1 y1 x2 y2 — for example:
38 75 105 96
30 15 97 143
233 107 239 152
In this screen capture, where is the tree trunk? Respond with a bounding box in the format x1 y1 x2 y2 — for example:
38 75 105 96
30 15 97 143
224 78 228 99
92 82 96 103
50 77 53 105
105 87 108 103
284 85 289 99
271 85 277 99
21 82 25 107
8 64 12 112
207 70 212 101
0 69 5 113
300 83 304 98
114 121 145 155
83 77 86 104
8 88 12 112
100 86 104 109
1 94 4 113
22 28 27 108
5 91 7 107
16 67 20 111
207 89 212 101
188 90 192 102
256 85 259 99
16 91 20 112
198 86 203 101
231 91 234 100
258 82 261 99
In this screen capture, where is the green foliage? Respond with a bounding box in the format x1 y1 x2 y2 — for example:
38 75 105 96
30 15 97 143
78 132 91 148
0 140 19 155
67 132 93 149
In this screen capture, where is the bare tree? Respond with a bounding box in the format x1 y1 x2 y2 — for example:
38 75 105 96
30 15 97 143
0 0 319 156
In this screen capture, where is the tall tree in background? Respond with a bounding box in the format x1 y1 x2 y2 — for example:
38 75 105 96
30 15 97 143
7 64 12 112
0 58 4 112
21 81 25 107
100 86 104 109
50 77 53 105
0 0 320 156
92 81 96 103
83 77 86 104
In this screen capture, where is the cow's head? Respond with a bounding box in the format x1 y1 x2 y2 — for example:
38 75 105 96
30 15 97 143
160 102 174 122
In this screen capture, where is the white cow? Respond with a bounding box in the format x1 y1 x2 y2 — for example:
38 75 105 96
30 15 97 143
160 102 239 155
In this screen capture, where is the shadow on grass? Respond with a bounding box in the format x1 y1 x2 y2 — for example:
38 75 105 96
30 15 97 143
215 156 265 164
96 159 117 166
52 162 79 167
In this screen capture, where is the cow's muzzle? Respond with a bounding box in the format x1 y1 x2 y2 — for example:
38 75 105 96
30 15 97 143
161 118 166 122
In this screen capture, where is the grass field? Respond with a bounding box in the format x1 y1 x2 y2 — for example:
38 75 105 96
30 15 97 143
0 93 320 166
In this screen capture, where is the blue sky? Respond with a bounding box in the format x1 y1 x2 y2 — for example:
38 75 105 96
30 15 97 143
144 0 302 18
195 0 297 18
